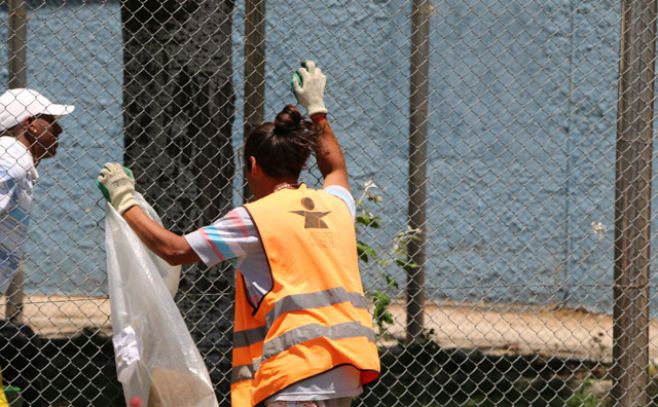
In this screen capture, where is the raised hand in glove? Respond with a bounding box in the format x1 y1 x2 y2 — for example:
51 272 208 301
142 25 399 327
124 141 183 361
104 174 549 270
292 60 328 116
97 163 137 215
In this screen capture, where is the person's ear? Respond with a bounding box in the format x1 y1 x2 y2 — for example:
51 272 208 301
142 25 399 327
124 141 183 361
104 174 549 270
249 156 259 177
21 117 38 140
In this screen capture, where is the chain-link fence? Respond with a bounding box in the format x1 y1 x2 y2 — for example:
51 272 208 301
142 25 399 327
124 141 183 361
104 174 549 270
0 0 656 405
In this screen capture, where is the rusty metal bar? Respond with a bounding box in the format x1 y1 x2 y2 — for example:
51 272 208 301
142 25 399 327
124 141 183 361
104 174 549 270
407 0 432 342
6 0 27 324
243 0 266 202
612 0 657 404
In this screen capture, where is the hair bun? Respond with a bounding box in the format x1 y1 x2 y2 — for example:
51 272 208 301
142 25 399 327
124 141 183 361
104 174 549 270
274 104 303 134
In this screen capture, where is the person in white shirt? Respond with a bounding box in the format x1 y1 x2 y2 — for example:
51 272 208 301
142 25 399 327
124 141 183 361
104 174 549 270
0 88 74 319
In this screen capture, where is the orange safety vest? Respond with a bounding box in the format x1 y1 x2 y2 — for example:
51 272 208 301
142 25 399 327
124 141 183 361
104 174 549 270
231 184 380 406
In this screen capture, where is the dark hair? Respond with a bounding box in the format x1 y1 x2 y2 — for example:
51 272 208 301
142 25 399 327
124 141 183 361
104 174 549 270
244 104 320 179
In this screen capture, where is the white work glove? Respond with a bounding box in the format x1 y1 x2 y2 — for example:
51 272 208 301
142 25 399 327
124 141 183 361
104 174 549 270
97 163 137 215
292 60 328 116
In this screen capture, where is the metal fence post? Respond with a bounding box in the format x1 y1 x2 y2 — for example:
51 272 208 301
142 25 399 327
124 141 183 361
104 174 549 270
8 0 27 89
612 0 657 405
6 0 27 324
243 0 266 202
407 0 432 342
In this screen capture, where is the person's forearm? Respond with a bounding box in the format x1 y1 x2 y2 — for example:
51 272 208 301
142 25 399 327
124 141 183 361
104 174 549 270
122 205 199 265
312 114 349 189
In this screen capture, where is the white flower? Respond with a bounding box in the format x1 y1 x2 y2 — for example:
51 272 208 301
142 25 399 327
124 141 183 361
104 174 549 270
364 179 378 193
363 179 383 203
392 226 423 255
591 221 606 241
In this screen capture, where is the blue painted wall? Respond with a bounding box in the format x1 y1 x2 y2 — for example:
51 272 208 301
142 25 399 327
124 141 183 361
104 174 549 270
0 1 646 316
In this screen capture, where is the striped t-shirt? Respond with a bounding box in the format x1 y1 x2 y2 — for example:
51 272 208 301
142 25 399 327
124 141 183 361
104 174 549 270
184 184 363 402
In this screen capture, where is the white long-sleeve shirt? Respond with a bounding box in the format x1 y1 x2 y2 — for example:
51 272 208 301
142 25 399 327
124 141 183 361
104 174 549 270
0 136 37 293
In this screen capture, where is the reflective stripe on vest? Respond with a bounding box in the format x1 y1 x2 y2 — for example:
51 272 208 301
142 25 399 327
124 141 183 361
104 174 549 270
266 286 369 328
232 363 258 383
233 287 370 349
231 320 376 382
233 326 268 349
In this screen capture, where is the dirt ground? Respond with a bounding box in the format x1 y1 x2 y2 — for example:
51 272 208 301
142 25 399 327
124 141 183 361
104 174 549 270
2 295 658 363
386 301 658 363
0 295 113 338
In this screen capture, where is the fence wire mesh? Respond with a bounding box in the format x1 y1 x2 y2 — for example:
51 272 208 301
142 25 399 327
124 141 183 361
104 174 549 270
0 0 656 406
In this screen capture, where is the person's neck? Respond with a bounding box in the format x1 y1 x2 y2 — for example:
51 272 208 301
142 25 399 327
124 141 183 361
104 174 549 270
253 178 299 200
273 181 301 192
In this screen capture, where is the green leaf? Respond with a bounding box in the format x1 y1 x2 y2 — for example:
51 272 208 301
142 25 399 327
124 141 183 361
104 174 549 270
357 241 378 263
356 215 370 227
356 213 382 229
373 291 391 305
366 194 383 203
385 274 399 289
395 258 420 270
368 216 382 228
370 289 395 333
381 312 394 325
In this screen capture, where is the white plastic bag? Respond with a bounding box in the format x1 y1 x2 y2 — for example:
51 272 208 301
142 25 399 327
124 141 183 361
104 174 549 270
105 193 218 407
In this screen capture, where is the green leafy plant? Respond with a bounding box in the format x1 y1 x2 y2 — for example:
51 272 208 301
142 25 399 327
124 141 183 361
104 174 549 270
391 225 422 273
565 379 608 407
355 180 394 335
371 274 399 334
356 180 384 264
355 180 418 336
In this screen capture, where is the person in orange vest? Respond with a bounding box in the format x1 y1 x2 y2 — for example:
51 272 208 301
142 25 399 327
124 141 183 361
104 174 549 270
97 60 380 407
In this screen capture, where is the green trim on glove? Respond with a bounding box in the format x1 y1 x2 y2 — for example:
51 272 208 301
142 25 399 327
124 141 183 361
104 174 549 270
97 163 137 214
96 166 134 202
290 61 308 102
292 60 328 116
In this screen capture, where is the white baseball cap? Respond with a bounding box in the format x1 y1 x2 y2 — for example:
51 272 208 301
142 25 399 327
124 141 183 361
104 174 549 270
0 88 75 132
